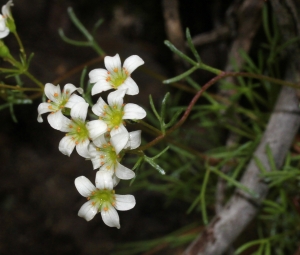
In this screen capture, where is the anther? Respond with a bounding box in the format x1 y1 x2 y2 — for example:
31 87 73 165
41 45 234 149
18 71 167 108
54 92 58 97
113 68 118 73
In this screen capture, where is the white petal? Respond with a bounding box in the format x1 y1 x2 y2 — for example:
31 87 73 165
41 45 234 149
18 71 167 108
37 102 52 123
89 68 108 83
110 124 127 137
112 175 120 187
123 103 146 119
44 83 61 103
78 200 98 221
91 81 112 95
101 205 120 229
70 102 89 121
47 110 65 130
115 162 135 180
2 0 13 18
92 133 109 147
104 54 121 74
114 195 136 211
95 170 114 190
125 130 142 149
88 144 102 169
63 83 83 95
107 89 125 107
0 26 9 38
92 97 107 116
75 176 96 197
58 136 76 156
65 94 85 108
123 55 144 74
87 120 107 140
76 139 90 158
59 115 73 132
121 77 139 95
110 131 129 154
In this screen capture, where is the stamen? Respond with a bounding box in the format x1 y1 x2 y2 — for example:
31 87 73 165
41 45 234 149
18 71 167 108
48 105 52 109
91 201 96 206
54 93 58 97
69 124 73 128
47 100 51 103
106 76 111 82
113 68 118 73
75 141 79 145
103 207 108 211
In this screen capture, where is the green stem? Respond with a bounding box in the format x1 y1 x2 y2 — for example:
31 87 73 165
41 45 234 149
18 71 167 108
210 167 258 198
199 63 223 75
13 31 26 60
138 120 162 135
0 83 42 91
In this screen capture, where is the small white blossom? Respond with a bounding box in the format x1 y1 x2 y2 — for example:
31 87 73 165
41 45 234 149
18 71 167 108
58 102 106 158
75 171 136 228
89 54 144 95
91 89 146 137
37 83 84 130
89 131 139 180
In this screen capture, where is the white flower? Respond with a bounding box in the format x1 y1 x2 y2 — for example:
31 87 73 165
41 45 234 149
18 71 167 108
89 54 144 96
37 83 84 130
89 130 139 180
0 0 13 38
58 102 107 158
91 89 146 137
75 171 136 228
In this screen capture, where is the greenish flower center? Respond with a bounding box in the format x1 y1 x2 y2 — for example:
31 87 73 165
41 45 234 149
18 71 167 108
90 189 116 210
99 104 125 131
107 68 129 89
67 119 89 144
97 143 120 170
49 90 70 112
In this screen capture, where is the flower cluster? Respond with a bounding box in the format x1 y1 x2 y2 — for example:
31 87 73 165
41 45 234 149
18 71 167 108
38 54 145 228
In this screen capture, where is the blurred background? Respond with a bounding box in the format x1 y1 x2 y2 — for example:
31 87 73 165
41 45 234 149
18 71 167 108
0 0 255 254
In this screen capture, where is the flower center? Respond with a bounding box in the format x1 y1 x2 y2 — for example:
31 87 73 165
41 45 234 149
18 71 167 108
107 68 129 89
99 104 124 130
67 119 89 144
90 189 116 211
48 90 71 112
97 143 120 170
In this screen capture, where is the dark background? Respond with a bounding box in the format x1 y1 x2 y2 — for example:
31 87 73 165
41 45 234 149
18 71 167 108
0 0 236 254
